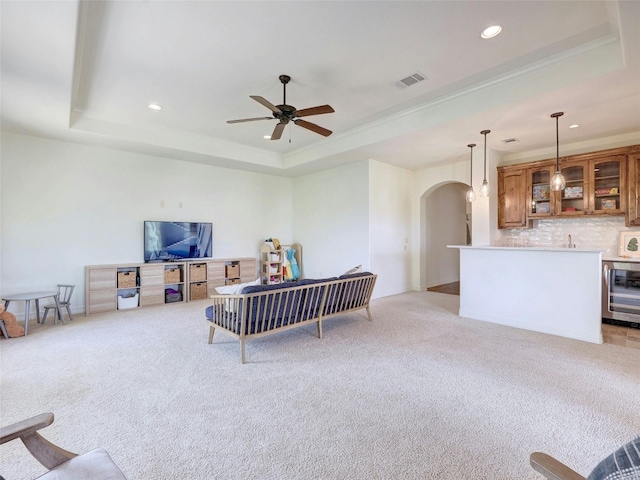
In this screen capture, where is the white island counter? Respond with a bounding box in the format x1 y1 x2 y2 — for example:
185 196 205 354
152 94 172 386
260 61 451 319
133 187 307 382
448 245 603 344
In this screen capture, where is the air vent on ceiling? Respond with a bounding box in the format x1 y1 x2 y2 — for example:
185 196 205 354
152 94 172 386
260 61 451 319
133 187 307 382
396 72 427 89
503 138 519 144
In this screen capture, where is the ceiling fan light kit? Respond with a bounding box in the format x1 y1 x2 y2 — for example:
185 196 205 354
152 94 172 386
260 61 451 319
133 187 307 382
227 74 334 141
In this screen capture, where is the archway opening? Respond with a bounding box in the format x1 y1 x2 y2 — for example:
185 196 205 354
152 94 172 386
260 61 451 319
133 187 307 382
420 182 469 292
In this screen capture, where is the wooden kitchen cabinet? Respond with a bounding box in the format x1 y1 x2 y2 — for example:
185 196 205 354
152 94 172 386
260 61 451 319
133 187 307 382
590 155 625 215
526 163 556 219
556 160 587 216
625 150 640 226
498 167 527 228
497 145 635 229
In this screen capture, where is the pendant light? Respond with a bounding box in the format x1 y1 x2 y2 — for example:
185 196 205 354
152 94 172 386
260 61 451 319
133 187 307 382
466 143 476 202
479 130 490 197
550 112 566 191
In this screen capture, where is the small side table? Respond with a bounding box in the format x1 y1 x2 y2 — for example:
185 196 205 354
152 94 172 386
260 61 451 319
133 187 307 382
2 291 64 336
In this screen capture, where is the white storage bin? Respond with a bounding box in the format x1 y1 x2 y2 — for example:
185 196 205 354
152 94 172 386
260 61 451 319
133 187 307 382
117 293 139 310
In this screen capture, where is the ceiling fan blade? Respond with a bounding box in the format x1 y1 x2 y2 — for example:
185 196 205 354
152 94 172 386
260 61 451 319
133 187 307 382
226 117 273 124
294 119 332 137
271 122 286 140
250 95 282 114
294 105 335 117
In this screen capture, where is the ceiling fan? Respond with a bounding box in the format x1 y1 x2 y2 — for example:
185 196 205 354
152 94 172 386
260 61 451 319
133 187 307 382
226 75 334 140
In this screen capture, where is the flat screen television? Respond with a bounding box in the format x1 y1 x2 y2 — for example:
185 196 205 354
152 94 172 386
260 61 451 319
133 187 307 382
144 221 212 262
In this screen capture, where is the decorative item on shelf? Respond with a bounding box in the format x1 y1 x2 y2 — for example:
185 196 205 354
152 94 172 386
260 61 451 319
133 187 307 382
550 112 566 192
479 130 490 197
602 199 617 210
532 184 550 201
535 202 551 213
596 187 618 195
563 186 583 199
466 143 476 202
619 231 640 258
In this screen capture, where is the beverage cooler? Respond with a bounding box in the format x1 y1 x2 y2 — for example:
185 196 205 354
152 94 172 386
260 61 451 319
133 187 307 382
602 261 640 329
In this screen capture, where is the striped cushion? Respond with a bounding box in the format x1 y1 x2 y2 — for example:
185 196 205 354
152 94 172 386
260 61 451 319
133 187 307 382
587 437 640 480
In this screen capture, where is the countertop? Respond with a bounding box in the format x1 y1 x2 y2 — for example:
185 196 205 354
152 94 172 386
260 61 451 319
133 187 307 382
449 245 605 253
603 255 640 262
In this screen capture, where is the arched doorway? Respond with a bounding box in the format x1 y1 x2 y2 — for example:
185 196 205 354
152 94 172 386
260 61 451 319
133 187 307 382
420 182 469 291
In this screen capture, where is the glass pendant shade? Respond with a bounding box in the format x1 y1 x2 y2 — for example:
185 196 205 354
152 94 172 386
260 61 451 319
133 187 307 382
466 187 476 202
550 112 565 192
479 179 490 197
550 171 566 191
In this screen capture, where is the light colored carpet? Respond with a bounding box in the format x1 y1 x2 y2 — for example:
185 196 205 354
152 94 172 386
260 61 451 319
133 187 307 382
1 291 639 479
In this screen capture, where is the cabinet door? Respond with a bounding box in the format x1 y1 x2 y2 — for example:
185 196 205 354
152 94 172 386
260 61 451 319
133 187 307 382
527 165 555 218
591 155 625 215
88 267 116 290
557 161 587 216
627 153 640 226
239 259 257 283
498 168 527 228
139 264 164 286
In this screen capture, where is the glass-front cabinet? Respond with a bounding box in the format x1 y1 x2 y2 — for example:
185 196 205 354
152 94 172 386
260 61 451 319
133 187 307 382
558 161 586 216
527 164 555 218
591 156 625 214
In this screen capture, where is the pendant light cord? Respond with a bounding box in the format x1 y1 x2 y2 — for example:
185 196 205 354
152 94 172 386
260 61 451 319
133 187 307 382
480 130 490 182
551 112 564 172
468 143 475 184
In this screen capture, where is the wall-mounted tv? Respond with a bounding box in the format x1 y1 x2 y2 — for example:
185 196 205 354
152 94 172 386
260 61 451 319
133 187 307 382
144 221 212 263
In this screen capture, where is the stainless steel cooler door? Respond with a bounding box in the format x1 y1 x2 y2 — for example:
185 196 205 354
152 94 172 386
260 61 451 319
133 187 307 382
603 261 640 321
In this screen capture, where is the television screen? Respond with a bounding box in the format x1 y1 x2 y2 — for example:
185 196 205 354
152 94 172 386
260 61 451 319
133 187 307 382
144 221 212 262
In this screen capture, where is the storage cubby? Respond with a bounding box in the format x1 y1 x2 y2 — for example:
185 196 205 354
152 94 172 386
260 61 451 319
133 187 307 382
259 242 302 285
87 258 257 313
260 246 283 284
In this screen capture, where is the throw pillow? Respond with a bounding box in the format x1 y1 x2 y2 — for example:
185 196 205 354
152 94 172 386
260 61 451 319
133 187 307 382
587 436 640 480
215 278 260 313
215 278 260 295
342 264 362 276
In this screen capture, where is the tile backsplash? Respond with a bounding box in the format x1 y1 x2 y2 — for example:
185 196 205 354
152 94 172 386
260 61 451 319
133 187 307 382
494 216 636 255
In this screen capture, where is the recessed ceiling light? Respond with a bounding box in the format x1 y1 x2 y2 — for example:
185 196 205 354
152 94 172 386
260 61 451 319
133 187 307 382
569 124 579 129
481 25 502 39
263 135 271 139
148 103 162 111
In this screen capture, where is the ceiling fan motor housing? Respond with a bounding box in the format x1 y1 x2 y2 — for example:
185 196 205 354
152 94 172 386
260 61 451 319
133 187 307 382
274 104 296 123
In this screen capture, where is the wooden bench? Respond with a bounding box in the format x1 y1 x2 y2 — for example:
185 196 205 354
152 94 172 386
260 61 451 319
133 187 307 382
205 273 377 363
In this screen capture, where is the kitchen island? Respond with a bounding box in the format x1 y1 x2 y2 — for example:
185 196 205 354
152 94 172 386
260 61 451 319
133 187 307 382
448 245 603 344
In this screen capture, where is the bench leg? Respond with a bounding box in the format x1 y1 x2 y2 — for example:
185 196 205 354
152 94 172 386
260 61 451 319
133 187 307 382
317 320 323 339
240 339 246 364
366 306 373 321
208 325 215 344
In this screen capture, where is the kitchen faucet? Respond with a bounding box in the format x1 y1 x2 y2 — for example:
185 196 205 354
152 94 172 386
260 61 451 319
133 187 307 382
568 234 573 248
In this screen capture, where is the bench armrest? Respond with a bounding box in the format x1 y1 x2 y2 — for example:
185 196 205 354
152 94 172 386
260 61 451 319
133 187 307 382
1 412 77 469
530 452 586 480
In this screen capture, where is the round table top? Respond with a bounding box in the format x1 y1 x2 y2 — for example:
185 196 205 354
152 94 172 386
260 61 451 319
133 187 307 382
2 291 58 301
